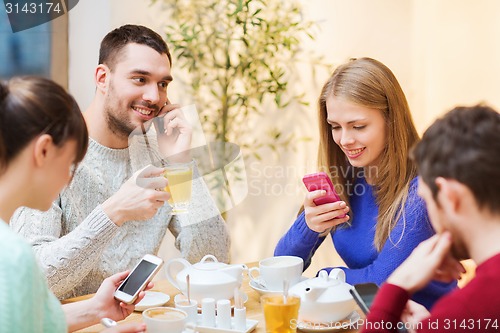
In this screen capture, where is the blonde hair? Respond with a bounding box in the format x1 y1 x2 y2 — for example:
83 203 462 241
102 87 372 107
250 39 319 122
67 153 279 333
318 58 419 251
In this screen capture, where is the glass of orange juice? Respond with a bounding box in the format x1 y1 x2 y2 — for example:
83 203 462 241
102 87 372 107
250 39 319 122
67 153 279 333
163 161 194 214
261 294 300 333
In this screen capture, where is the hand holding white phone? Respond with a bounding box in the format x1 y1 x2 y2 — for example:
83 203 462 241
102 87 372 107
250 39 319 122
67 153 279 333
114 254 164 304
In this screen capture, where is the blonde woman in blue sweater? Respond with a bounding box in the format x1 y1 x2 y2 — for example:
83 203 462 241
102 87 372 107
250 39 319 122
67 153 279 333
275 58 456 309
0 77 147 333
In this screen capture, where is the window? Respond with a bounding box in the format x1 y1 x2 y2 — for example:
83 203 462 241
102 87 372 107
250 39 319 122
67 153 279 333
0 1 68 88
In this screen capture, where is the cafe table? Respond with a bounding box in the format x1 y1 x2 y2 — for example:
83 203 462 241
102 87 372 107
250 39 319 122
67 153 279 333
63 262 362 333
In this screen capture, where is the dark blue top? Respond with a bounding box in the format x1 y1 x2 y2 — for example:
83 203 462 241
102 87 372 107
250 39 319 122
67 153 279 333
275 176 456 310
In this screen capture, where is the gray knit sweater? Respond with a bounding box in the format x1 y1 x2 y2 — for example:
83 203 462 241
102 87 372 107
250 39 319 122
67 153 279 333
11 134 230 300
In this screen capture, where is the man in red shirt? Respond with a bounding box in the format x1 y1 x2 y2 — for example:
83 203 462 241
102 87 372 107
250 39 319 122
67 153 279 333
362 105 500 333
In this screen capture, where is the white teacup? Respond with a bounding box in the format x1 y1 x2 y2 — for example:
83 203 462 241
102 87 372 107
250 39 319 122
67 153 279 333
142 307 187 333
248 256 303 291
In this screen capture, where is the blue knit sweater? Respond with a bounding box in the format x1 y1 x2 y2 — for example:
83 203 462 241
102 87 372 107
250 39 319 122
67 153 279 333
275 176 456 310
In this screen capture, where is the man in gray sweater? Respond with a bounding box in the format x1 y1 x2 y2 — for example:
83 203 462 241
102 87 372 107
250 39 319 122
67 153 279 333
11 24 231 299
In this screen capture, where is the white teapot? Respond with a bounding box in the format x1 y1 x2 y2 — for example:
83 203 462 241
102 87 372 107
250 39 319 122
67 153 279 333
165 255 247 302
289 269 356 323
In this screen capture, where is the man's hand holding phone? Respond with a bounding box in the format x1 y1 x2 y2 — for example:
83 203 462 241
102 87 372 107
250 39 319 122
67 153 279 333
154 103 193 163
302 172 350 234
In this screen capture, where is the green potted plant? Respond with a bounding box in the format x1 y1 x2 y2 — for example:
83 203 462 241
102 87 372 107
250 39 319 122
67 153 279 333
151 0 324 211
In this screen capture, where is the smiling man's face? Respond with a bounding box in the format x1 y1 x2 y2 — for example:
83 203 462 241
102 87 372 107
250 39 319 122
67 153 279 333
103 43 172 139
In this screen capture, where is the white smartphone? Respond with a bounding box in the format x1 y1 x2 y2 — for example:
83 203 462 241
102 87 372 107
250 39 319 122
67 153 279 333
114 254 164 304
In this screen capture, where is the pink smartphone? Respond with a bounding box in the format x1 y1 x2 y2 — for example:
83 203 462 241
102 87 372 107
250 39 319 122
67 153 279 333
302 172 346 217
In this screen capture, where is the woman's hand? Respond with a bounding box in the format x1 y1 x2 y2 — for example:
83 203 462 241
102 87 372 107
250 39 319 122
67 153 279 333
304 190 350 234
92 271 154 322
64 271 154 332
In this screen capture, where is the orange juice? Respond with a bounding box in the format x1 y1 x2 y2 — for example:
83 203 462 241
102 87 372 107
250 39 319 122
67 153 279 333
262 295 300 333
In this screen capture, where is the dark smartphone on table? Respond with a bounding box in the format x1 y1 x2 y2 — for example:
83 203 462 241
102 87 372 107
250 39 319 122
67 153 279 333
350 283 408 333
350 283 379 314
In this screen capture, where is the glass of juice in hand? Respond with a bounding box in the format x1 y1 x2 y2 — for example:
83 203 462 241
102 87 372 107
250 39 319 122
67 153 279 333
163 161 194 215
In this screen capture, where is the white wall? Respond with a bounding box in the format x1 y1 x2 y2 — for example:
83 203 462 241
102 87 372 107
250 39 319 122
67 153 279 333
67 0 500 276
68 0 167 110
410 0 500 130
68 0 110 110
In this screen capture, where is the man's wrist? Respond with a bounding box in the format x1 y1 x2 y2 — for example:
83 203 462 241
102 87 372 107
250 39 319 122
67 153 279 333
101 201 125 227
387 274 418 294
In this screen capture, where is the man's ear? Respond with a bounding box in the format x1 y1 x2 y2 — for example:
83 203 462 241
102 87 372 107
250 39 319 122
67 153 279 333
33 134 54 167
95 64 110 94
435 177 464 217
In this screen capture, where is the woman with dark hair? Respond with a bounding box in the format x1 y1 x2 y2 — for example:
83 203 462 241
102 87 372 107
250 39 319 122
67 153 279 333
0 76 147 333
275 58 456 309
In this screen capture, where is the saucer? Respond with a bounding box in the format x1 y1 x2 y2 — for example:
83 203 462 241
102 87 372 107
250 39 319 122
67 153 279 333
297 311 361 332
134 291 170 312
249 280 282 296
249 276 308 296
174 290 248 310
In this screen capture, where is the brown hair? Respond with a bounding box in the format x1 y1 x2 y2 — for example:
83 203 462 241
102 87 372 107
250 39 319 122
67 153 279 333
99 24 172 70
318 58 419 250
412 104 500 215
0 76 88 173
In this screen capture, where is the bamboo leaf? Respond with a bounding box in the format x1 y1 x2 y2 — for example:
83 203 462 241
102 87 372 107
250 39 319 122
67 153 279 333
152 0 327 165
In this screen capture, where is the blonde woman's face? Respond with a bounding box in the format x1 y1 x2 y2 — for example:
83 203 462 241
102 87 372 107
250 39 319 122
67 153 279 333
326 95 386 170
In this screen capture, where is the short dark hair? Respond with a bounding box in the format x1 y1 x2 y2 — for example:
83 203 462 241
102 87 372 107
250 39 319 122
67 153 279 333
98 24 171 70
0 76 88 173
412 105 500 214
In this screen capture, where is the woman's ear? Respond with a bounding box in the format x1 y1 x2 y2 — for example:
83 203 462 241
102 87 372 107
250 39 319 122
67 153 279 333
95 64 109 94
33 134 54 167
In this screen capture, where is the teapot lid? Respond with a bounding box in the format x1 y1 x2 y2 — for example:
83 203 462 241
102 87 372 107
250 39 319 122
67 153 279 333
308 269 346 288
307 269 353 303
192 255 228 270
175 255 245 286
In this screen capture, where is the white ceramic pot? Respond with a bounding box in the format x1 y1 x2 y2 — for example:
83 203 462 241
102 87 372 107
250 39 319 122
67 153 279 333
289 269 356 323
165 255 247 302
